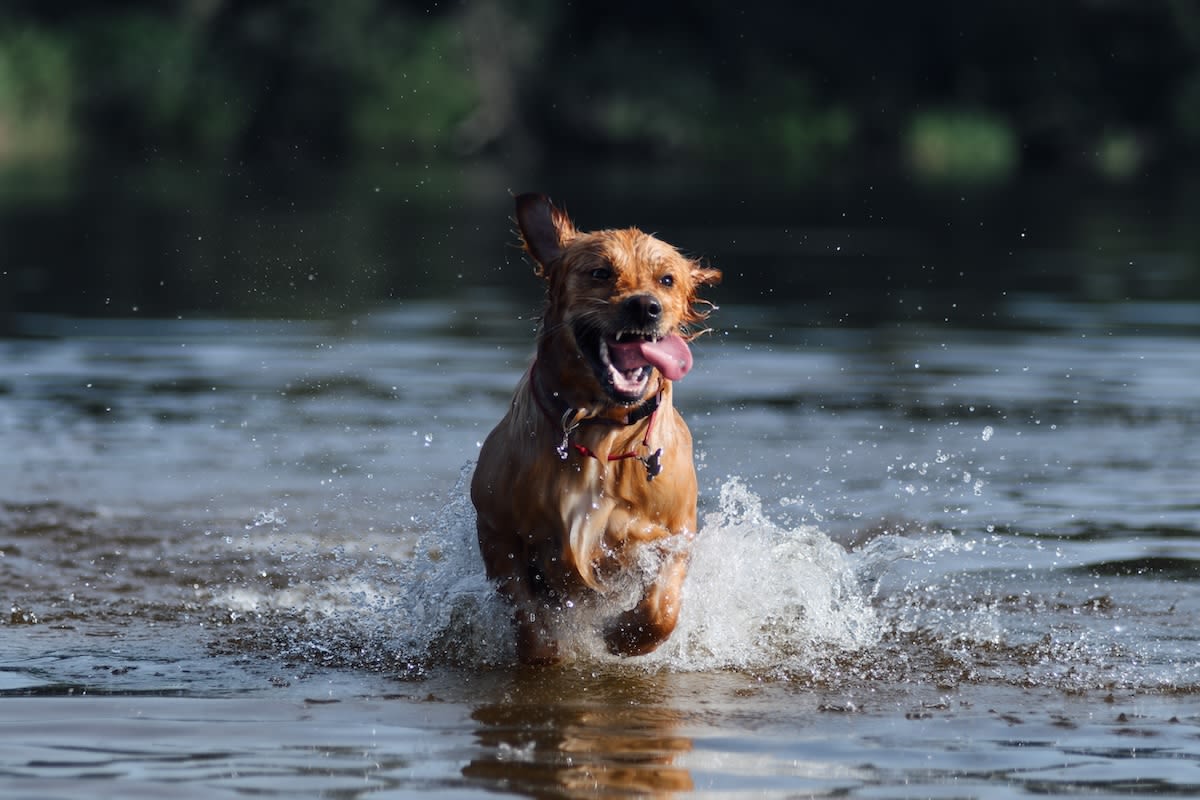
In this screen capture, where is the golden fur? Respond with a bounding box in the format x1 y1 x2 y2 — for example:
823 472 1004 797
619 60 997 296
471 194 720 665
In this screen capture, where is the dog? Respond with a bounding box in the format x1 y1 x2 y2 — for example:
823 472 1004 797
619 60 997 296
471 194 720 665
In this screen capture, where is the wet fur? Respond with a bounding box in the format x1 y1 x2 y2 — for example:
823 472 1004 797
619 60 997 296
471 194 720 665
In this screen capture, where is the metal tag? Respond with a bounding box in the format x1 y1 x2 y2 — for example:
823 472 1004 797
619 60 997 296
641 448 663 481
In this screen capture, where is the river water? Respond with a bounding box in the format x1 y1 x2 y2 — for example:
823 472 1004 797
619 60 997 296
2 290 1199 797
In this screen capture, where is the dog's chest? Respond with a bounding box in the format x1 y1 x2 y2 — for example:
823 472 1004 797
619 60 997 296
554 461 669 562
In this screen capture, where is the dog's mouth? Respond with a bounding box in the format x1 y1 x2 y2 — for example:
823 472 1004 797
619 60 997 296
585 327 694 403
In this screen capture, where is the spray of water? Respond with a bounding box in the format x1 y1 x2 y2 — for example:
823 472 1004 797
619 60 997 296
217 466 889 673
207 466 1200 691
643 478 881 672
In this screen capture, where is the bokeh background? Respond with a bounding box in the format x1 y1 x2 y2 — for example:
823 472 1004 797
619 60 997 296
3 0 1200 328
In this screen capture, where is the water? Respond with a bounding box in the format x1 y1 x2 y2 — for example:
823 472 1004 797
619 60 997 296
3 295 1200 797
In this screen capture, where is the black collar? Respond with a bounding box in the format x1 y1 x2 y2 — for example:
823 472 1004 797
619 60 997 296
528 361 662 429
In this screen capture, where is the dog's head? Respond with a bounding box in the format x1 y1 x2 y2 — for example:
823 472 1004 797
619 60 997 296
516 193 721 406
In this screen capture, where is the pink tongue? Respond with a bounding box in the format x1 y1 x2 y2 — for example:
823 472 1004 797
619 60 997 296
608 333 693 381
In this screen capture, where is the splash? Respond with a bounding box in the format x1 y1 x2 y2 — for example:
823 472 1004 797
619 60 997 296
395 473 884 671
643 479 881 672
225 469 883 672
383 471 513 667
207 471 1200 692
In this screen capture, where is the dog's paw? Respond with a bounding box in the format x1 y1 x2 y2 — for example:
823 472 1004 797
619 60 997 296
604 608 675 657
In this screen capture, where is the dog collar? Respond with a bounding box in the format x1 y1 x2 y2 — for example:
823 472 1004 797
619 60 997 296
528 361 662 427
528 361 665 480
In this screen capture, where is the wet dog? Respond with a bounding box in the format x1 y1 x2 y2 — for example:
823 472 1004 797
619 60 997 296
471 194 720 665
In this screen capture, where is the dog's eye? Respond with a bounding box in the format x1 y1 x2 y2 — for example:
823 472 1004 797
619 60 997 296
590 267 613 281
659 274 675 287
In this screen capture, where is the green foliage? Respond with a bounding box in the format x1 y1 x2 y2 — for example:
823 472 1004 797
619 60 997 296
1095 130 1145 181
2 2 1200 175
691 76 856 177
3 3 482 164
73 12 246 156
556 54 857 175
774 107 856 165
347 17 478 154
906 111 1017 183
545 34 717 156
760 83 856 176
1173 73 1200 145
0 26 74 162
591 90 705 154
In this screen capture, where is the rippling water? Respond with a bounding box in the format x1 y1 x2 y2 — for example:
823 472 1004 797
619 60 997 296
3 297 1200 797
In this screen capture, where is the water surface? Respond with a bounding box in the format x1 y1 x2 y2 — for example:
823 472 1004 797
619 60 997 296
3 295 1200 796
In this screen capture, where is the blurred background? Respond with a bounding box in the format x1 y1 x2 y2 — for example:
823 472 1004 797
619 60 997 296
2 0 1200 328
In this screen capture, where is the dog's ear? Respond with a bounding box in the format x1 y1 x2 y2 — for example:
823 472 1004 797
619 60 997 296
691 261 722 288
515 193 577 276
684 261 722 328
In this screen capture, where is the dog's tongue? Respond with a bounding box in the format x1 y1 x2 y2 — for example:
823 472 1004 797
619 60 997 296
608 333 693 381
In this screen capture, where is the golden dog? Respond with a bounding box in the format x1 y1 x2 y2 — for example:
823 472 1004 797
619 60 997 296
471 194 720 665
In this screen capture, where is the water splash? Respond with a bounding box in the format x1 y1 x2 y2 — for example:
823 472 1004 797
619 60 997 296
384 469 512 666
224 469 883 673
644 479 881 672
246 507 287 530
204 470 1200 691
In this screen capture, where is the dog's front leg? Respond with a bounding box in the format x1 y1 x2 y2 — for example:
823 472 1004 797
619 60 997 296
604 545 689 657
477 522 564 666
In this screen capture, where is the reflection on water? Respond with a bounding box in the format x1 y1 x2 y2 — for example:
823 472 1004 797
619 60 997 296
465 669 694 795
3 162 1200 326
1 679 1195 798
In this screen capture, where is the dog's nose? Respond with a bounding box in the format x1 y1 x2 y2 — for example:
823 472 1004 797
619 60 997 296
626 294 662 325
